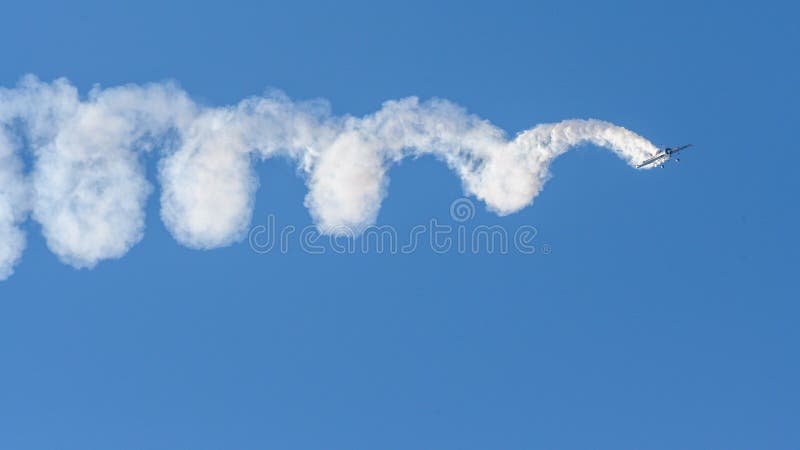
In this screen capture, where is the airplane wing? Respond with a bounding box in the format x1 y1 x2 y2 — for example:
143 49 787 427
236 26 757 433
671 144 693 154
637 153 666 168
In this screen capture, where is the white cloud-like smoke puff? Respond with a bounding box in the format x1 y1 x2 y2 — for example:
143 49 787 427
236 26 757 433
0 76 659 279
0 130 28 280
1 77 195 269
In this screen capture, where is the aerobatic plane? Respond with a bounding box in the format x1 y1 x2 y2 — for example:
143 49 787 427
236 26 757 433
637 144 693 169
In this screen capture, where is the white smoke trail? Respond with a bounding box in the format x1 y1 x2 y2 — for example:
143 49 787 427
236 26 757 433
0 76 658 279
0 129 28 280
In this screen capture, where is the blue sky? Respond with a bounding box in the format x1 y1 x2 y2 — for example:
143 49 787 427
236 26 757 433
1 0 798 448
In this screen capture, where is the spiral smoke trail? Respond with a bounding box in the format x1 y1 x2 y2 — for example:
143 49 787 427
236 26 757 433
0 76 659 280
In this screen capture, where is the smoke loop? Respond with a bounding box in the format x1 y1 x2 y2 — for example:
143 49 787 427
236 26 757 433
0 76 659 280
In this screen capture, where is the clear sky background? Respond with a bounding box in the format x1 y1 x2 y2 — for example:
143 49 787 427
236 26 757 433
1 0 798 448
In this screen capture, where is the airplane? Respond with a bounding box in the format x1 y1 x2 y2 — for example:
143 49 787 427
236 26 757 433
637 144 693 169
